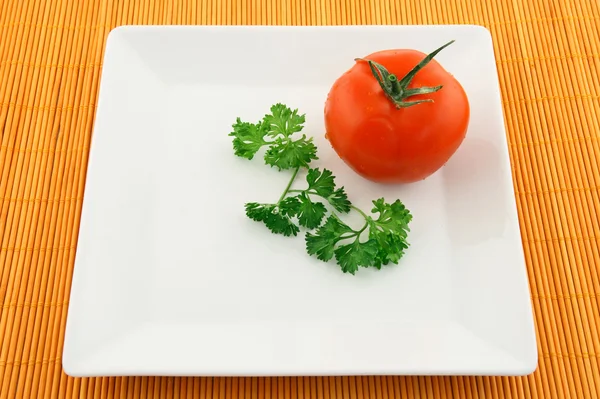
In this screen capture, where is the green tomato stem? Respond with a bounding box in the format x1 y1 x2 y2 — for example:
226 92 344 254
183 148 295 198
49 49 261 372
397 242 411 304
357 40 455 108
388 75 402 96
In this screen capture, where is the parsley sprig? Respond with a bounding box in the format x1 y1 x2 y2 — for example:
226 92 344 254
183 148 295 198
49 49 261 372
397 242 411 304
230 104 317 170
229 103 412 274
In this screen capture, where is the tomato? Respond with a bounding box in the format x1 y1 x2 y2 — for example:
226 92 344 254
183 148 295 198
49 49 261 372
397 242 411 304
324 41 470 184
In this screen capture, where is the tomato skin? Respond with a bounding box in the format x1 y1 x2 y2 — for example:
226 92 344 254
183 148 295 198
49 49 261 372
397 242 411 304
324 49 470 184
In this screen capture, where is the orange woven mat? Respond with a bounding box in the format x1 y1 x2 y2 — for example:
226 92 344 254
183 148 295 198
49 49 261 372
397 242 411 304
1 0 600 397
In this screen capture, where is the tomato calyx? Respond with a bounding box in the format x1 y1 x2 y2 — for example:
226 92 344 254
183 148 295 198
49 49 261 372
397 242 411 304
355 40 455 108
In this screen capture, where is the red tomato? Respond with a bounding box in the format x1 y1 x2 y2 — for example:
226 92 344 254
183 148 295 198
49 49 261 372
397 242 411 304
324 41 470 184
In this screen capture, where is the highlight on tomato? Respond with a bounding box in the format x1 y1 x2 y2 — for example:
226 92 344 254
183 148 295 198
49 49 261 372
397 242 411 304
324 40 470 184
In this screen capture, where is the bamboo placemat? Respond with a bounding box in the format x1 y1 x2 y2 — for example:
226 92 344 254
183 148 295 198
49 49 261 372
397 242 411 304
1 0 599 397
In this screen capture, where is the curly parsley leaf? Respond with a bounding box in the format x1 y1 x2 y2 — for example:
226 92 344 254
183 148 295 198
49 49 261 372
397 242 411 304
306 214 378 274
245 202 299 237
305 168 351 213
334 239 379 274
328 187 352 213
264 135 318 170
278 196 301 217
228 118 269 160
306 168 335 196
264 103 306 137
367 198 412 268
305 198 412 273
369 198 412 238
305 216 354 262
370 230 408 269
296 192 327 229
229 104 317 170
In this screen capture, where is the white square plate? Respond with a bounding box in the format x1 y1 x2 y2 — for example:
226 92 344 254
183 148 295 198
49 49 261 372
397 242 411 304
63 25 537 377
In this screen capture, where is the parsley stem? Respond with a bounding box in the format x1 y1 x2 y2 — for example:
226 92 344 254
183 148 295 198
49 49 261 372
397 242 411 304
349 205 370 237
330 208 368 237
277 166 300 205
351 205 369 220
